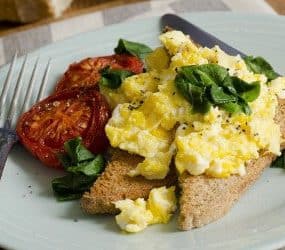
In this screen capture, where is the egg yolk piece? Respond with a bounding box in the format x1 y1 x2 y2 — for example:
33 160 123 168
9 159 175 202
114 198 153 233
114 186 177 233
147 186 177 224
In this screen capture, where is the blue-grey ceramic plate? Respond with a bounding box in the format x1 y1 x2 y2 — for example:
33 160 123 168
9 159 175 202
0 12 285 250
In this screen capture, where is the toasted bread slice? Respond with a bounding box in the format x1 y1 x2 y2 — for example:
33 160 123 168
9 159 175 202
81 150 177 214
178 98 285 230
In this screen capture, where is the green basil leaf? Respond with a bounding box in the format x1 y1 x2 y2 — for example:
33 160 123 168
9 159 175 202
64 137 95 164
192 98 211 114
240 83 260 102
231 77 260 102
219 99 251 115
210 85 237 104
52 173 96 201
175 72 211 113
52 137 106 201
67 155 105 176
99 67 134 89
188 85 211 114
238 99 251 115
244 56 279 81
223 75 237 95
195 64 228 86
174 74 192 100
56 193 83 202
57 153 72 169
219 102 242 114
178 64 228 87
176 67 200 86
271 151 285 169
175 64 260 115
114 39 153 60
176 74 206 101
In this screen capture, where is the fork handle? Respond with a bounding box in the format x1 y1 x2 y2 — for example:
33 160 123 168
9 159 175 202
0 130 18 179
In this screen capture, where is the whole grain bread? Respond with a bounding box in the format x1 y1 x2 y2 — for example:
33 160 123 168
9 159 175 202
178 98 285 230
81 149 177 214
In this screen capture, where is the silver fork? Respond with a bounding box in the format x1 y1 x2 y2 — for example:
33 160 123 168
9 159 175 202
0 52 51 179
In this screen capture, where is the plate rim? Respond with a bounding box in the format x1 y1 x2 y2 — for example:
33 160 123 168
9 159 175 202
1 11 285 250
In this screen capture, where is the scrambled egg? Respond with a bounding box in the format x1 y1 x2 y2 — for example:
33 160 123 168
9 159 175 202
114 198 153 233
114 186 176 233
100 72 161 109
104 30 285 179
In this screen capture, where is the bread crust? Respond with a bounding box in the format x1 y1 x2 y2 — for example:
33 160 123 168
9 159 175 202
178 152 275 230
178 98 285 230
81 150 177 214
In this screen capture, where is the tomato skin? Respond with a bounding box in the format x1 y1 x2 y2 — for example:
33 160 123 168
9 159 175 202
55 54 144 92
88 91 111 154
113 54 144 74
16 87 111 169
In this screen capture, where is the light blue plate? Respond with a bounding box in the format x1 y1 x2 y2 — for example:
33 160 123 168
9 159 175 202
0 12 285 250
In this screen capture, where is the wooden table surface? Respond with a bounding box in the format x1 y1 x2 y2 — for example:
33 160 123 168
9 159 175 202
266 0 285 14
0 0 146 36
0 0 284 37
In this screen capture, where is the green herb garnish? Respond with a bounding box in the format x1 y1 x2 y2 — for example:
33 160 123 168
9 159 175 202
175 64 260 114
52 137 105 201
99 66 134 89
114 39 153 60
52 174 96 201
271 151 285 169
244 56 279 81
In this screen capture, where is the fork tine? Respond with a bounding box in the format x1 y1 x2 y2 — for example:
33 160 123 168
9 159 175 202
0 52 18 114
36 59 51 102
5 54 28 128
21 57 40 114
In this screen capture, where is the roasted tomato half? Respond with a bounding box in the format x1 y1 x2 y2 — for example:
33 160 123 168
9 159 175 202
16 87 110 169
55 54 144 92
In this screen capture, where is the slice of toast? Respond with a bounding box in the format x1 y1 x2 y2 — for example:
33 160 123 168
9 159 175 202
178 98 285 230
81 149 177 214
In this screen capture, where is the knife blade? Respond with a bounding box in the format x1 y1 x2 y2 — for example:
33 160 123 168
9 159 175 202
161 13 247 57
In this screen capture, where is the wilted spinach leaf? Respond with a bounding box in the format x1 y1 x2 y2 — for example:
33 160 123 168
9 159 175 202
231 77 260 102
244 56 279 81
99 66 133 89
114 39 153 60
52 174 96 201
51 137 105 201
210 85 237 104
66 155 105 176
175 64 260 115
63 137 95 165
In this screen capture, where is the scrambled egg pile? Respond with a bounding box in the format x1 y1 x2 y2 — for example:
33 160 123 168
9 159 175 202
104 30 285 179
114 186 176 233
